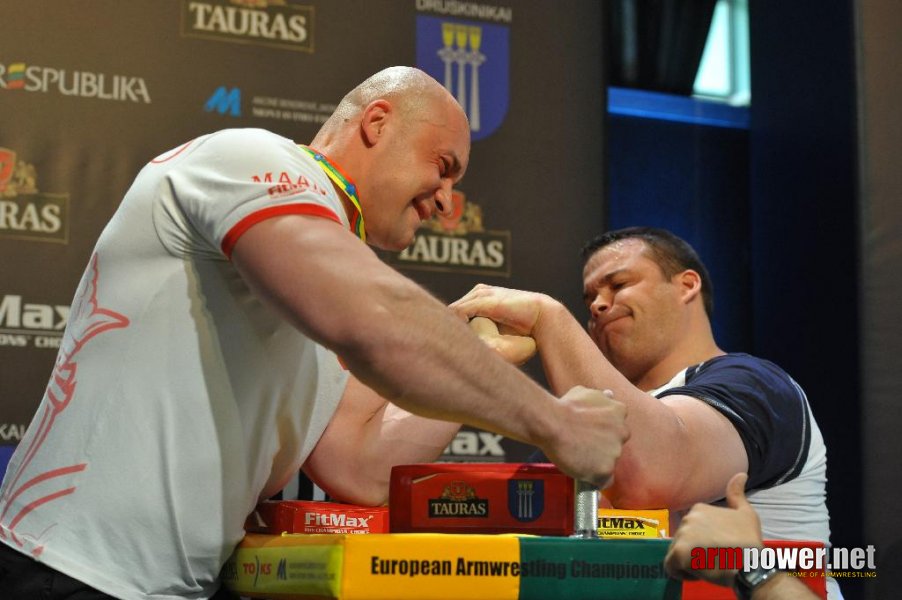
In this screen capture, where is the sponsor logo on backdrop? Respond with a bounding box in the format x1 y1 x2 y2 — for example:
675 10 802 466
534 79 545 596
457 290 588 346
441 430 505 462
429 481 489 517
0 62 150 103
203 85 335 124
416 7 510 140
508 479 544 522
182 0 314 52
250 96 335 124
416 0 512 23
0 423 26 442
0 294 68 349
383 190 511 277
0 148 69 244
205 86 242 116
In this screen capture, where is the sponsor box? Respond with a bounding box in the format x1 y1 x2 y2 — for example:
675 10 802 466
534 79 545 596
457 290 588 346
389 463 573 535
246 501 389 535
597 508 670 539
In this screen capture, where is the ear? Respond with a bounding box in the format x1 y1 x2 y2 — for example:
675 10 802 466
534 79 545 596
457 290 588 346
360 99 392 146
675 269 702 305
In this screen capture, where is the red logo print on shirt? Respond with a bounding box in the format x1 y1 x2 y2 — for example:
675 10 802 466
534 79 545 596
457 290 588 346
0 253 130 556
253 171 329 198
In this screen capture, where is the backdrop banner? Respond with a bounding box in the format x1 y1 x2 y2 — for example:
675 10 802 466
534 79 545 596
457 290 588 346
0 0 606 473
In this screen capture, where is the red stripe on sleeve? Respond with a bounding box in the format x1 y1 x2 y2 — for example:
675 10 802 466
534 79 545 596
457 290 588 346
221 204 342 258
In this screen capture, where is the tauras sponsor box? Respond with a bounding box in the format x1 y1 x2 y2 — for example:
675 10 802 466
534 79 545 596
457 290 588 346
389 463 572 535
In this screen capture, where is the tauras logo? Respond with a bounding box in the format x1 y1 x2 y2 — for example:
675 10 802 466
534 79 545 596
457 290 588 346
182 0 314 52
428 481 489 518
0 148 69 243
384 190 511 277
0 295 69 333
0 62 150 103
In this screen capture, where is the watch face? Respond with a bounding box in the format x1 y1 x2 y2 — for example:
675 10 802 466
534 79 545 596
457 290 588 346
735 566 778 599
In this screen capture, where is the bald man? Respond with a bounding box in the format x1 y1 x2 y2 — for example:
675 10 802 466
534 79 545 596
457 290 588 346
0 67 628 600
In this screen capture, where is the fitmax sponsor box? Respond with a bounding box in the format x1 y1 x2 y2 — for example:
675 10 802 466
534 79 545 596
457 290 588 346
246 501 389 535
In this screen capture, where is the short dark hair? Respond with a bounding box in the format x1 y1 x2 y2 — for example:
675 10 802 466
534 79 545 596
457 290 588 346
581 227 714 316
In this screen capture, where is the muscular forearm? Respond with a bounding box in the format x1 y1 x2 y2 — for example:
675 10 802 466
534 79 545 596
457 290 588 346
533 300 630 395
331 281 626 490
234 218 626 488
532 301 743 508
233 218 565 464
342 276 562 450
450 287 691 502
532 302 674 498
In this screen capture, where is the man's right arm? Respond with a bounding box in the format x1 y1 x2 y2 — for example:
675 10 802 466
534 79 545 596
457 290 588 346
450 285 746 509
230 215 628 487
664 473 819 600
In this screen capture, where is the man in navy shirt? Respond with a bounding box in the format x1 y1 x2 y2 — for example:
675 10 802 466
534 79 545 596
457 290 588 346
451 226 840 599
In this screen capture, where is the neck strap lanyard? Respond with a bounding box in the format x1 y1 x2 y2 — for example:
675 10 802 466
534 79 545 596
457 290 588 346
299 145 366 242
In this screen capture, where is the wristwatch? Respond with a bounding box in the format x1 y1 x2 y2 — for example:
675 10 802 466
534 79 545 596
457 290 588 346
734 565 779 600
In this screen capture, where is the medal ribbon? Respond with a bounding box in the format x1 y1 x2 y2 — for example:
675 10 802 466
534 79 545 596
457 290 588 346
299 145 366 242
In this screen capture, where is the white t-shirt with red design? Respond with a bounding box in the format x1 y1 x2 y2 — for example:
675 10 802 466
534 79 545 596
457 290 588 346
0 128 352 599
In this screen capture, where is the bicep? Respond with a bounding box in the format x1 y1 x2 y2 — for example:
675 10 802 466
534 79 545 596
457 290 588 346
661 394 748 505
229 214 403 352
302 376 389 504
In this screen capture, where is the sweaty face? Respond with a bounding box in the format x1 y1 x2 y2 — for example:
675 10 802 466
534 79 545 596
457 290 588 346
363 97 470 251
582 239 686 384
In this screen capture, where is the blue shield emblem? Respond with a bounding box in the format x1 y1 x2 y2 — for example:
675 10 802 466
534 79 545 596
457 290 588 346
416 15 509 141
508 479 544 522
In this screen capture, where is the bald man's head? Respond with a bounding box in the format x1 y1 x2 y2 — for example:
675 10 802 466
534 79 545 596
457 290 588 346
310 66 471 251
321 66 467 134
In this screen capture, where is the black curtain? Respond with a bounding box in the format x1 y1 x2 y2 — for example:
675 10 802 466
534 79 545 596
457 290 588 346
608 0 718 95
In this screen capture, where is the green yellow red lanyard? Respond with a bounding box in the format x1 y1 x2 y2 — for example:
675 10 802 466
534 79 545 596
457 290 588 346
299 145 366 242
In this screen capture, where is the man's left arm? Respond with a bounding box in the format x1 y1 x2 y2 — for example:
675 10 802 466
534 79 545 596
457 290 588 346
303 375 461 505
